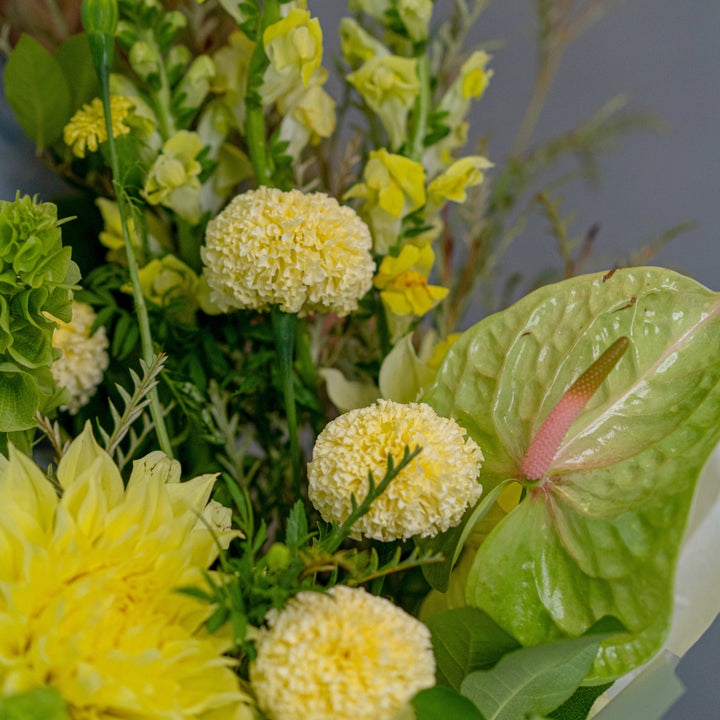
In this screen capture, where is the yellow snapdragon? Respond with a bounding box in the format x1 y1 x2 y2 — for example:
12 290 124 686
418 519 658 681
398 0 434 41
262 8 324 104
339 17 388 68
348 55 419 149
427 155 493 205
345 148 426 254
133 255 200 324
374 243 448 317
144 130 204 223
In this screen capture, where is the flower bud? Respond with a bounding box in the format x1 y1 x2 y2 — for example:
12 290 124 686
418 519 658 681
81 0 119 36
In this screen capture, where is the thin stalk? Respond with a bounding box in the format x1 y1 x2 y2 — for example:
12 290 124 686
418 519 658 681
408 52 430 162
272 307 300 494
244 0 280 186
90 31 174 458
138 29 176 141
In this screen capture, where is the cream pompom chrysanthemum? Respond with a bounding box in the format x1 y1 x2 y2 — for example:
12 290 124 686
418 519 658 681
50 300 109 414
308 399 483 541
251 585 435 720
201 187 375 316
0 424 254 719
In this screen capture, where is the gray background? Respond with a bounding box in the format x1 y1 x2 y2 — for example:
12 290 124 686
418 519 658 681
1 1 718 716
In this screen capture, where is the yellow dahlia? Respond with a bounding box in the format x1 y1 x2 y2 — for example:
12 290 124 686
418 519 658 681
250 585 435 720
308 399 483 541
63 96 133 158
0 425 254 720
200 187 375 316
49 301 109 414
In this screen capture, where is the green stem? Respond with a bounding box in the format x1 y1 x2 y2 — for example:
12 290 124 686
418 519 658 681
272 307 300 494
244 0 280 186
89 31 174 459
408 51 430 162
139 29 176 141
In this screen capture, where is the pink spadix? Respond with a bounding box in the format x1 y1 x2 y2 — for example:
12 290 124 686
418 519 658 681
522 336 630 481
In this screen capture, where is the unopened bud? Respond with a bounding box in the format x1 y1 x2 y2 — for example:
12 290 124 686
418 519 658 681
81 0 119 35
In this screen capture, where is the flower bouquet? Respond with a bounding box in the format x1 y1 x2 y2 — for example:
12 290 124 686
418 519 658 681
0 1 718 719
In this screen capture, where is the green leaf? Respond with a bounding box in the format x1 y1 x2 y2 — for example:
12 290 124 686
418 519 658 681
4 35 71 149
426 607 520 690
0 685 68 720
423 268 720 681
547 683 612 719
412 686 487 720
55 33 99 111
0 363 40 432
460 634 607 720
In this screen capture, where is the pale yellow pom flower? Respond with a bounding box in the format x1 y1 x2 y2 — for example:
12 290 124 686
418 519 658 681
49 301 109 414
0 424 254 719
308 399 483 541
63 95 133 158
201 187 375 316
251 585 435 720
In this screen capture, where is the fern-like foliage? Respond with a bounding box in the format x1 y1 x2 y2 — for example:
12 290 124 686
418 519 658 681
97 353 168 467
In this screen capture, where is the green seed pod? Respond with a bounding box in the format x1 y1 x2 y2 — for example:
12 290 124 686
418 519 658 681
81 0 119 36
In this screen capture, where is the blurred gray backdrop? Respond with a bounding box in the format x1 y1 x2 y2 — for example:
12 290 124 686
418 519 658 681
1 1 719 717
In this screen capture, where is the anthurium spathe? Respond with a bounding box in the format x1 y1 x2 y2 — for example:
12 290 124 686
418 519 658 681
423 267 720 682
374 243 448 317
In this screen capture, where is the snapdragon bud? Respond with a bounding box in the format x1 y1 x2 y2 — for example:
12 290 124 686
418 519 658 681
81 0 119 36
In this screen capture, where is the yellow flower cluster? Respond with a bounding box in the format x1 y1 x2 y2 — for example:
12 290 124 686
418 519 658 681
201 187 375 316
63 95 133 158
308 400 483 541
49 301 109 414
251 585 435 720
0 425 253 718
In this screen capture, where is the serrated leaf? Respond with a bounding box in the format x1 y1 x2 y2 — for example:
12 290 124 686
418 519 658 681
412 686 487 720
460 633 611 720
424 268 720 682
425 607 520 690
4 35 71 149
0 685 69 720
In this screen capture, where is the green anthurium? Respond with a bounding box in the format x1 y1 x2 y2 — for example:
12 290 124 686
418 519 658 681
423 268 720 682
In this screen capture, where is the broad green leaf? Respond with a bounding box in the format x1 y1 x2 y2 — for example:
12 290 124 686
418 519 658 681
460 633 608 720
423 268 720 681
426 606 520 690
0 686 68 720
55 34 100 111
4 35 71 149
412 686 487 720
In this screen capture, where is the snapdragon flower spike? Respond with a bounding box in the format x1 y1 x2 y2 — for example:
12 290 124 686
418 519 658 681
522 336 630 480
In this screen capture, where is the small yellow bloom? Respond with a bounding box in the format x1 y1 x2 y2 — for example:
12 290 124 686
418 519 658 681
144 130 204 223
63 95 133 158
398 0 434 41
132 255 200 324
339 17 388 68
0 424 253 718
345 149 425 253
252 585 435 720
427 155 493 205
347 55 419 149
308 399 483 541
263 8 324 103
374 244 448 316
426 332 462 370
